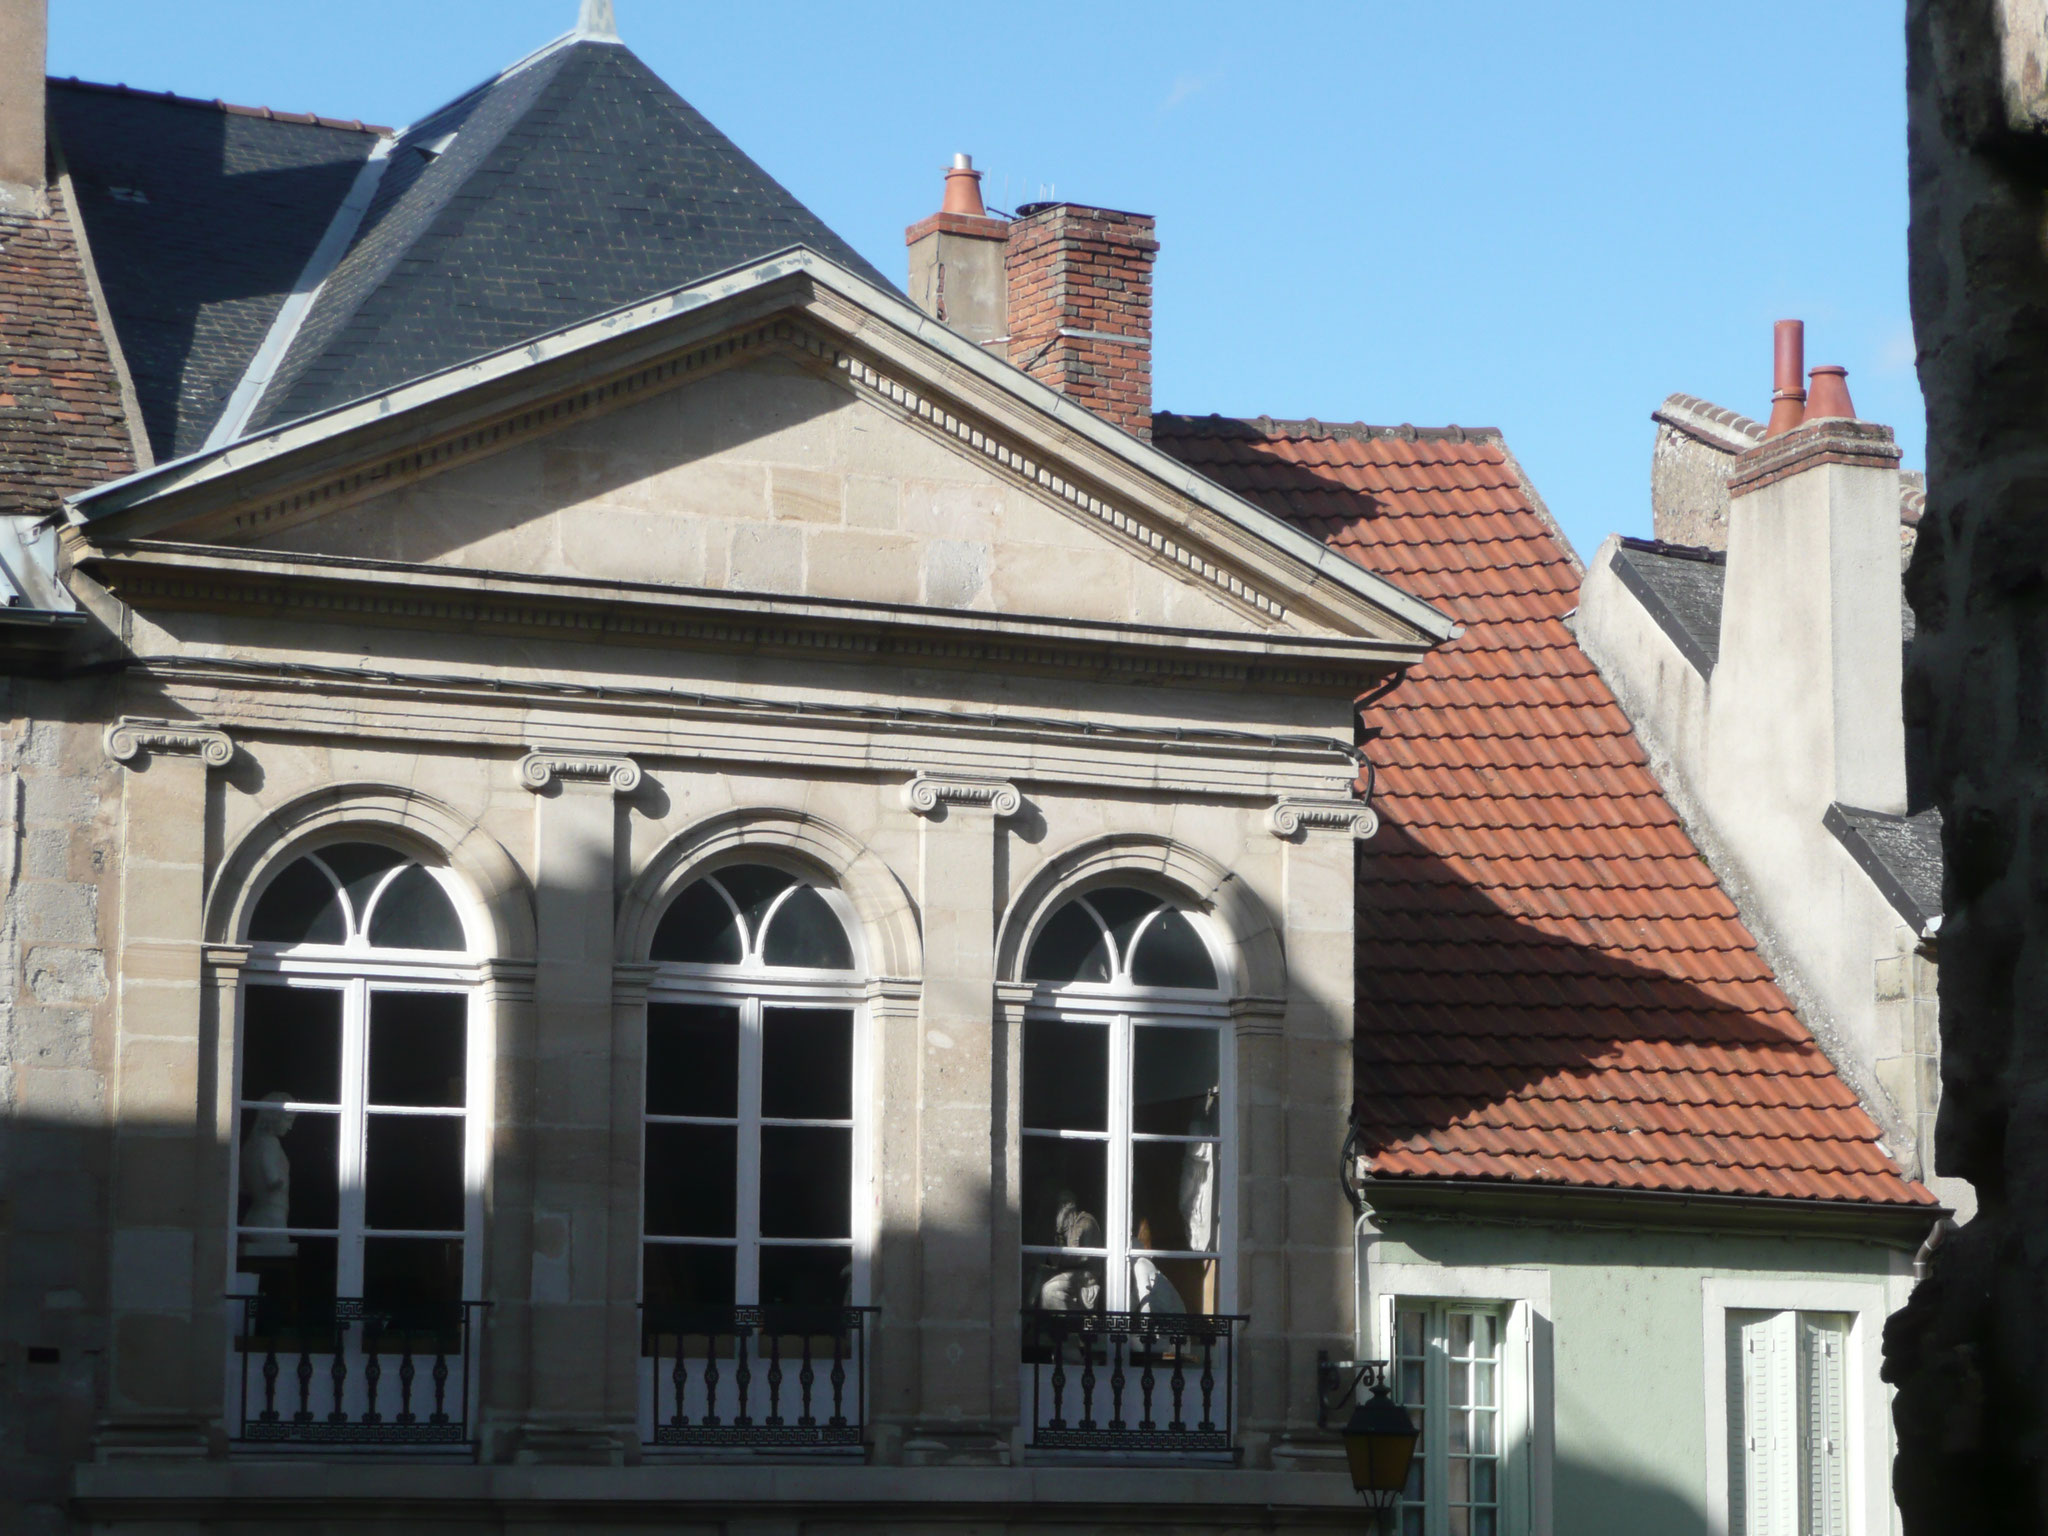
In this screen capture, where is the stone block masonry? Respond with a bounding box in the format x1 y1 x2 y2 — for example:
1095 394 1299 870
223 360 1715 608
1005 204 1157 440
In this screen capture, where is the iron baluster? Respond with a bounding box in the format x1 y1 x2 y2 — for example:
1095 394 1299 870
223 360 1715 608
398 1341 416 1424
1108 1331 1127 1430
766 1330 784 1427
828 1328 847 1428
702 1335 722 1426
798 1331 817 1428
1198 1334 1217 1433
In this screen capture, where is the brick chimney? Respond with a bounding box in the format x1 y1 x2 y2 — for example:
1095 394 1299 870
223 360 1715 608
905 154 1011 347
1005 202 1156 439
0 0 47 210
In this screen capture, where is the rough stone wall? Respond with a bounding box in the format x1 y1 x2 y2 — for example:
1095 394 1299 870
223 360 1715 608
0 689 119 1536
1883 1 2048 1527
1649 420 1739 548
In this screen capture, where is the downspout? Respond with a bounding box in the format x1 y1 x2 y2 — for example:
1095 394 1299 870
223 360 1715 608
1913 1216 1957 1284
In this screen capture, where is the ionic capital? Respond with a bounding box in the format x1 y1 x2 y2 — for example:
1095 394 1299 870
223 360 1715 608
103 716 234 768
903 772 1021 818
517 750 642 794
1268 794 1379 840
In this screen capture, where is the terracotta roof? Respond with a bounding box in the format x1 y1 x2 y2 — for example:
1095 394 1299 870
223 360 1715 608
50 77 389 135
0 174 137 518
1154 412 1932 1208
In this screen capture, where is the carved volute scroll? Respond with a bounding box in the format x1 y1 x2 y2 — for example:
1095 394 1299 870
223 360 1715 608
102 716 234 768
516 750 643 794
1267 794 1379 840
902 772 1022 818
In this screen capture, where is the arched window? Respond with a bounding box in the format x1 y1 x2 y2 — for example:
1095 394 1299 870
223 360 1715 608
233 842 478 1323
641 862 863 1316
1020 886 1226 1319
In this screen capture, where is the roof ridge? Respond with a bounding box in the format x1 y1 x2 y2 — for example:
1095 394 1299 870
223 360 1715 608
1652 391 1764 452
49 76 389 135
1154 411 1503 444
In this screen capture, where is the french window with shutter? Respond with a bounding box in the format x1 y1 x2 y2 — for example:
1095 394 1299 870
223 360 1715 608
1726 1309 1850 1536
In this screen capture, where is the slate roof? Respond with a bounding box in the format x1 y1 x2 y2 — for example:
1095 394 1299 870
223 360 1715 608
1826 805 1945 933
49 79 379 461
0 168 137 517
47 35 890 456
246 38 890 432
1609 536 1726 674
1154 413 1931 1207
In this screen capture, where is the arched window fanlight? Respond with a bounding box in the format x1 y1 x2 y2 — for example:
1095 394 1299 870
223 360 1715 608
1025 886 1218 990
651 863 855 971
247 842 465 951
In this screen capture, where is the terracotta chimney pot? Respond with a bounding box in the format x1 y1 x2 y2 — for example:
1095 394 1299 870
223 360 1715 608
941 152 986 218
1805 365 1856 422
1764 319 1807 438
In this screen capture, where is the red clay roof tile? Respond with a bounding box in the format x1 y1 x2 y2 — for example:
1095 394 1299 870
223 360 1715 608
1154 413 1930 1209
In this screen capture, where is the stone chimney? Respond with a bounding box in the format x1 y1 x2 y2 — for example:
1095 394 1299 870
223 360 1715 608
0 0 47 211
905 154 1011 347
1713 356 1907 815
1004 202 1156 439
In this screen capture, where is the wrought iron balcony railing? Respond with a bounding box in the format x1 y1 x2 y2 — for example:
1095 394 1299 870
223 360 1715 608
641 1304 877 1452
1021 1308 1245 1455
230 1296 485 1449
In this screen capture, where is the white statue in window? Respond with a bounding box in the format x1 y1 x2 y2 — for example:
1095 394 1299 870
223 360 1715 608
1179 1087 1217 1252
240 1092 298 1257
1131 1219 1187 1315
1036 1191 1104 1310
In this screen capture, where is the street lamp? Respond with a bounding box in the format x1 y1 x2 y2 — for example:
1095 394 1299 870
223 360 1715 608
1318 1354 1420 1527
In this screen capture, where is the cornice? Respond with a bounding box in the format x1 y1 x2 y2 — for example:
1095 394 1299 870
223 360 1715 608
517 750 642 794
1267 794 1379 840
903 772 1022 818
103 715 234 768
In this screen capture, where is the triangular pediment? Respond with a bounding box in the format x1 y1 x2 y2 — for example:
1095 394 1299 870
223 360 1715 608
68 252 1454 659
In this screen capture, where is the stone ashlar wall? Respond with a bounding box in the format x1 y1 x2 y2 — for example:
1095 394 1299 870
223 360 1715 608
1884 0 2048 1527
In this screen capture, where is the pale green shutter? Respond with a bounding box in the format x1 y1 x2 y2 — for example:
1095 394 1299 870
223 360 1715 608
1799 1314 1849 1536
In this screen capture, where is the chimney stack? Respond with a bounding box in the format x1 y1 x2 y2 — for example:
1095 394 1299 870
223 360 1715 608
0 0 47 210
905 154 1011 347
1005 202 1157 439
1714 323 1907 815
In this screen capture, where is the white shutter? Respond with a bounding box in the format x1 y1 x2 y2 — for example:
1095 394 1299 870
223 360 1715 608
1729 1310 1798 1535
1800 1314 1849 1536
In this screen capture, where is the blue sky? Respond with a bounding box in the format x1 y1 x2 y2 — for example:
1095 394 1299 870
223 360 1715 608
48 1 1917 561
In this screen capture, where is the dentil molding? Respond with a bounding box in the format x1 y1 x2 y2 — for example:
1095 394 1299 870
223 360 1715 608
517 750 643 794
102 716 234 768
903 772 1022 818
1267 794 1379 840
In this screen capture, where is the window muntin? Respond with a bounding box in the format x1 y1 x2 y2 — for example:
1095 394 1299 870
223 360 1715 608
1727 1309 1851 1536
1021 887 1226 1317
233 842 478 1322
1397 1301 1507 1536
641 863 863 1315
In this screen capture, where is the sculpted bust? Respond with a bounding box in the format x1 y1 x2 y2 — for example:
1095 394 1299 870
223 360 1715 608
240 1091 298 1257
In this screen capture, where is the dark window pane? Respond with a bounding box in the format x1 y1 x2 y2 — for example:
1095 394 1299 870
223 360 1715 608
238 1105 339 1231
762 1008 852 1120
248 857 343 945
1131 1139 1217 1253
1024 900 1110 983
761 1245 851 1308
241 984 342 1105
1083 887 1160 974
647 1004 739 1117
237 1234 337 1328
1021 1136 1106 1251
760 1126 851 1238
643 1243 736 1314
1130 906 1218 989
365 864 465 951
362 1236 464 1324
364 1114 465 1231
316 843 406 933
715 865 796 951
645 1123 736 1236
1023 1018 1108 1131
650 879 742 965
761 884 854 970
369 991 466 1107
1132 1025 1220 1135
1026 1254 1104 1311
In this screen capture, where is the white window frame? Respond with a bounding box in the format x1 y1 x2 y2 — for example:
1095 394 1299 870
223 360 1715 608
1700 1276 1896 1536
1019 995 1236 1314
230 853 488 1306
1366 1260 1554 1536
637 867 874 1311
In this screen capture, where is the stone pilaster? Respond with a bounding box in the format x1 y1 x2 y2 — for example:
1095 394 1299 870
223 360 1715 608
98 717 233 1456
900 772 1018 1464
512 750 639 1462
